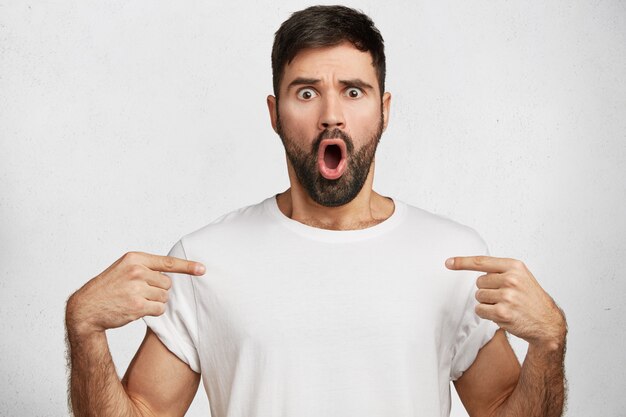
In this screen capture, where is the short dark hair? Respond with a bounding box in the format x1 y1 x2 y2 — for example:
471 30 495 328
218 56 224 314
271 5 386 98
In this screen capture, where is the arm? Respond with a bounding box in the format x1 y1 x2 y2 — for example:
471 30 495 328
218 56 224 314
122 328 201 417
65 252 205 417
453 330 520 417
492 336 565 417
447 256 567 417
65 318 141 417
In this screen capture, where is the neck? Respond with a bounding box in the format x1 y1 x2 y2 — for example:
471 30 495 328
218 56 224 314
276 160 395 231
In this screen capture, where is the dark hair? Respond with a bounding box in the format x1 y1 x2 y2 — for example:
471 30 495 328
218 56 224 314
271 5 386 98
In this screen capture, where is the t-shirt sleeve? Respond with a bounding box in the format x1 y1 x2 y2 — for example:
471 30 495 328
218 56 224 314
449 243 500 381
143 240 201 373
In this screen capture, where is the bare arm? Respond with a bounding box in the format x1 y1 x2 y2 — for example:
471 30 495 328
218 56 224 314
122 328 201 417
65 318 141 417
453 330 521 417
65 251 205 417
493 336 566 417
448 256 567 417
454 329 566 417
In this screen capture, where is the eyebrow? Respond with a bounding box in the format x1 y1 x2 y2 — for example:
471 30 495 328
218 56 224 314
339 78 375 91
286 77 375 91
286 77 321 91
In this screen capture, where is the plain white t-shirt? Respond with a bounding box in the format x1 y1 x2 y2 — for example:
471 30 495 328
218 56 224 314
144 195 499 417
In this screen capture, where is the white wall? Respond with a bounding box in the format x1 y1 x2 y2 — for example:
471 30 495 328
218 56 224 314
1 1 624 416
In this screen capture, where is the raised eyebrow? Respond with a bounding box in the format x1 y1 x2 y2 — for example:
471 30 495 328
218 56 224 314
339 79 375 90
286 77 321 91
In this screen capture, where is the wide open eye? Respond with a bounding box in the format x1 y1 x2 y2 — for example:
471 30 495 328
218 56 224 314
345 87 364 99
297 88 318 100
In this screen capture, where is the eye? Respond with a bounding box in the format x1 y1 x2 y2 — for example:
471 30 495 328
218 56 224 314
297 88 318 100
344 87 364 99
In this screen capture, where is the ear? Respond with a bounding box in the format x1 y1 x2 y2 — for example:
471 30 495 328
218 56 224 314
381 92 392 132
267 95 278 133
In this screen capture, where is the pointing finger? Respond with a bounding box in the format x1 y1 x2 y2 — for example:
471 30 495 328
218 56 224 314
445 255 517 273
122 251 205 276
153 254 205 275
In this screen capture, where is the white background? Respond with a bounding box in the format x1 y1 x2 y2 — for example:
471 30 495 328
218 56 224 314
1 1 625 416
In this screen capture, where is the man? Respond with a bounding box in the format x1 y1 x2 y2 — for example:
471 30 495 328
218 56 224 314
65 5 567 417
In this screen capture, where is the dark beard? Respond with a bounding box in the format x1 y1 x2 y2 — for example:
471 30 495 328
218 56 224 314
276 112 384 207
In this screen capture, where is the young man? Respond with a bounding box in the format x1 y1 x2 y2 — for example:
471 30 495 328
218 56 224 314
65 5 567 417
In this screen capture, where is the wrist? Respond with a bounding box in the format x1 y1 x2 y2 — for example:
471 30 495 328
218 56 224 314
531 301 568 350
528 321 568 355
528 335 566 355
65 293 104 342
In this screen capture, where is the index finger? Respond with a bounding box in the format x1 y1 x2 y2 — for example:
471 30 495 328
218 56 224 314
445 255 514 273
128 252 205 275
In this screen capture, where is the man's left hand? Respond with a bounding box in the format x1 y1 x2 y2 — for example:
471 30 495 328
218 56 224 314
445 255 566 351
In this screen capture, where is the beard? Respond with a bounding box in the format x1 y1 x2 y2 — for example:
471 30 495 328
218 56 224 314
276 110 384 207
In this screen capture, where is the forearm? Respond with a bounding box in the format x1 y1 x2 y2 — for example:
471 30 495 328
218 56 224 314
66 299 145 417
493 338 566 417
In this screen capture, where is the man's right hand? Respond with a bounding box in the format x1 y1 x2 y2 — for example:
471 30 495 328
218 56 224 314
66 251 205 338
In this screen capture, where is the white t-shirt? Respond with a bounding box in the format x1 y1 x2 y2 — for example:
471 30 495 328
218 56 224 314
144 195 498 417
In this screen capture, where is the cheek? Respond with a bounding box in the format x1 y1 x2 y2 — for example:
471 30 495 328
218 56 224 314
351 99 380 119
344 101 382 133
280 99 316 118
279 101 318 134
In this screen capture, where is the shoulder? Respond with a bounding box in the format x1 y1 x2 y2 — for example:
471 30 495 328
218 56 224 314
177 196 273 249
398 199 489 255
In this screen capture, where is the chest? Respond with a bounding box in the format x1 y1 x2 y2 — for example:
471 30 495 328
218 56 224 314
193 245 456 354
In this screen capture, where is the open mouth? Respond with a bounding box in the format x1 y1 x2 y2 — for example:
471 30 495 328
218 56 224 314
318 139 347 180
324 144 342 169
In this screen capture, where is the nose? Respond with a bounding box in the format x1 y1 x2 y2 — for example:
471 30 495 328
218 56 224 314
318 94 345 130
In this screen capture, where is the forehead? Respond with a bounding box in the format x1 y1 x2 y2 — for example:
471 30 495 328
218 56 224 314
281 42 378 90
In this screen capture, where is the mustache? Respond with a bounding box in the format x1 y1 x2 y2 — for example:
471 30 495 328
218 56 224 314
312 128 355 154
